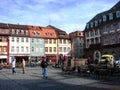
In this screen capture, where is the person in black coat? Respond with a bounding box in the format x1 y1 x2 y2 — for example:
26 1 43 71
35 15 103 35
40 57 48 78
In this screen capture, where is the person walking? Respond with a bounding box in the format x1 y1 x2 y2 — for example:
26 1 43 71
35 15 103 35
11 57 16 74
22 59 26 74
40 57 48 78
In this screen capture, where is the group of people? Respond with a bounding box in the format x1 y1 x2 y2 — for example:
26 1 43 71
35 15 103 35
11 56 48 78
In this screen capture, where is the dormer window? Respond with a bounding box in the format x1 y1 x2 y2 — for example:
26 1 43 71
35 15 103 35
26 30 29 35
109 13 113 20
95 21 98 27
46 33 49 36
21 30 24 35
116 11 120 18
12 29 15 34
37 32 40 36
90 22 93 28
86 24 89 29
99 19 102 24
103 15 106 22
16 29 19 35
33 31 36 36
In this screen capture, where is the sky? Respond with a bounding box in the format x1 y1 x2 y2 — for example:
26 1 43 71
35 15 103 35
0 0 120 33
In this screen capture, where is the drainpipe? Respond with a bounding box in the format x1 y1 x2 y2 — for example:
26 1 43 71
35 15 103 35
7 37 10 64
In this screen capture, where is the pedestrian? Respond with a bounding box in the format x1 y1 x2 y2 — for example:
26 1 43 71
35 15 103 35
11 57 16 74
22 59 26 74
40 57 48 78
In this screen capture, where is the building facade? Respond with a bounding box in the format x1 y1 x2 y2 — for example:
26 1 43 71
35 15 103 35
47 25 71 62
69 31 84 58
8 24 30 63
28 25 45 61
84 1 120 61
0 23 10 64
42 27 58 62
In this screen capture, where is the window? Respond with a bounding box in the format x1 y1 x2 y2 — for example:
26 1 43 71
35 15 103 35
64 47 66 52
59 39 62 44
0 37 2 42
45 33 49 36
3 37 7 42
45 47 48 52
21 37 24 42
37 32 40 36
95 30 98 35
99 19 102 24
50 33 53 36
118 22 120 29
33 31 36 36
32 47 34 52
103 26 107 32
16 29 20 35
95 21 98 27
45 39 48 44
90 22 93 28
12 37 14 42
63 39 66 44
12 29 15 34
17 37 19 42
0 46 2 52
21 30 24 35
90 31 94 36
91 38 94 44
109 13 113 20
16 46 19 52
11 46 14 52
49 47 52 52
53 47 56 52
111 34 115 44
49 39 52 44
26 30 29 35
59 47 62 52
103 15 106 22
3 46 7 52
103 36 108 45
26 47 29 52
36 39 39 43
86 23 89 29
118 33 120 43
86 32 89 37
67 47 70 52
32 38 34 43
21 46 24 52
26 38 28 42
116 11 120 18
110 24 114 31
53 39 56 44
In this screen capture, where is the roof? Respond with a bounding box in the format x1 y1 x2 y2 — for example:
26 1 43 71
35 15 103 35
0 23 9 29
8 23 28 29
47 25 69 39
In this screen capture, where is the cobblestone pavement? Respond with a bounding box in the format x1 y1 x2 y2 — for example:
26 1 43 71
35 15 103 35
0 66 120 90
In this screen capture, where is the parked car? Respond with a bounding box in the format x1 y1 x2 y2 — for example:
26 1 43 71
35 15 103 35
114 58 120 65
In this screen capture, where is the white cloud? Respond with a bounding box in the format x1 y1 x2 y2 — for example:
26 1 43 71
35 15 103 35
0 0 119 34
